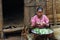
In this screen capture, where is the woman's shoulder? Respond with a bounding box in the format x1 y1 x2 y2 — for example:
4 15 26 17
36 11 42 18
43 15 47 17
43 15 46 16
32 15 37 18
31 15 37 19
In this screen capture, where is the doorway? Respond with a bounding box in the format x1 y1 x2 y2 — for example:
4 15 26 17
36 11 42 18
2 0 24 26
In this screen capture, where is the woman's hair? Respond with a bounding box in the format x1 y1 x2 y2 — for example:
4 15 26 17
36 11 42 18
37 7 43 12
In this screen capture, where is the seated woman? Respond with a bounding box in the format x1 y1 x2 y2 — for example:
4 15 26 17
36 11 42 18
30 7 57 40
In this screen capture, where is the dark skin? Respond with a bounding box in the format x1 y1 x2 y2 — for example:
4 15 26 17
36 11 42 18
36 11 46 28
36 11 43 18
31 10 47 29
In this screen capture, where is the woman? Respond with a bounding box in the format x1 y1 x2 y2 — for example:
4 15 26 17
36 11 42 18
31 7 49 28
31 7 57 40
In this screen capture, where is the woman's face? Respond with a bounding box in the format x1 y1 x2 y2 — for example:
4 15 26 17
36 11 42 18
36 10 43 18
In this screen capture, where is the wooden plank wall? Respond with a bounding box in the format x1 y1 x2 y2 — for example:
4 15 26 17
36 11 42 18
24 0 36 25
24 0 60 25
46 0 60 24
46 0 54 24
0 0 4 40
0 0 3 29
24 0 46 25
56 0 60 23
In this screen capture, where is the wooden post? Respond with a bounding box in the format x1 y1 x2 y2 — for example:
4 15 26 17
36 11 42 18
0 0 4 40
24 6 30 26
52 0 57 26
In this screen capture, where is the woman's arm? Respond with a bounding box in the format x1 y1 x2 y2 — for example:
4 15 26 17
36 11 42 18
44 15 49 26
31 17 36 27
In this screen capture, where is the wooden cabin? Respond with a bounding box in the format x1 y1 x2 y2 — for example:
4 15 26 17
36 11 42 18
0 0 60 40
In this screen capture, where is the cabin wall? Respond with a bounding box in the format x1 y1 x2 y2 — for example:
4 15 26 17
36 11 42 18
24 0 46 25
0 0 3 39
56 0 60 23
46 0 53 23
0 0 60 28
46 0 60 24
0 0 3 31
24 0 60 25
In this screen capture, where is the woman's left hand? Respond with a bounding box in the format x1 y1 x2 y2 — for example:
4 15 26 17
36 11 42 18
40 22 46 27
